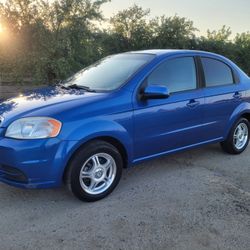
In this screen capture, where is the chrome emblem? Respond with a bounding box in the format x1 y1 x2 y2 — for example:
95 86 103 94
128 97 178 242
0 116 4 126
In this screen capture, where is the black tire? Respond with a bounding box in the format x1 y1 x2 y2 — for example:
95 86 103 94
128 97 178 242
65 140 123 202
221 118 250 154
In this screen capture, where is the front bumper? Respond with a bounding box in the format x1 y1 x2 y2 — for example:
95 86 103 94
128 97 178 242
0 134 78 189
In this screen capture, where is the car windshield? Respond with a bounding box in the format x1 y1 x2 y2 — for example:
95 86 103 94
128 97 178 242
63 53 155 91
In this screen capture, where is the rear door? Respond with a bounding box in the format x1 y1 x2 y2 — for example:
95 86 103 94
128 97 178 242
200 57 244 141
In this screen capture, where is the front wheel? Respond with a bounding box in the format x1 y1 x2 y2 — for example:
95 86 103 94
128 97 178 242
221 118 250 154
65 140 123 202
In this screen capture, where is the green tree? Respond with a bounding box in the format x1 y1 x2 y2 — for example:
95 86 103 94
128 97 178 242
109 5 154 50
151 15 197 49
234 32 250 75
194 26 237 63
0 0 109 83
0 3 250 85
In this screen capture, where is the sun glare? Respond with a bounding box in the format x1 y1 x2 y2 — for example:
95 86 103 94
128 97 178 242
0 22 10 42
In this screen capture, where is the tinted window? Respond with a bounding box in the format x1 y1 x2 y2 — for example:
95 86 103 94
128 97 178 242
201 57 234 87
63 54 155 91
147 57 197 93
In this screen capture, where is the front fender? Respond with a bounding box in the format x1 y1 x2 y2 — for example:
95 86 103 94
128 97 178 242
61 117 134 167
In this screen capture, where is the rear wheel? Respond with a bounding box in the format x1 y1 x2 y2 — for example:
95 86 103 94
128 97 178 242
221 118 250 154
65 140 123 202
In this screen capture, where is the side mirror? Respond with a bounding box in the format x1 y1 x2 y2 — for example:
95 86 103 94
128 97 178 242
142 85 170 99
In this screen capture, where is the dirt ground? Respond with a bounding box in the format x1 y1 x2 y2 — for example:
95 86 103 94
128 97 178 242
0 143 250 250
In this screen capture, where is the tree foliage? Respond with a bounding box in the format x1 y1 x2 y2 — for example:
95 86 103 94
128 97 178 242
109 5 153 50
0 1 249 84
0 0 109 82
234 32 250 74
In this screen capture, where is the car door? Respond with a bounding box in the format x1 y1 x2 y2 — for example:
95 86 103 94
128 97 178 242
133 56 205 161
199 56 245 141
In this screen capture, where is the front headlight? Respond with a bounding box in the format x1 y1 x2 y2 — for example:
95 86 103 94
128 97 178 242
5 117 62 139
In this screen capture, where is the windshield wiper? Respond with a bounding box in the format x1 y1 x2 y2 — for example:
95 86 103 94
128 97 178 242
58 83 96 92
67 84 96 92
55 81 69 89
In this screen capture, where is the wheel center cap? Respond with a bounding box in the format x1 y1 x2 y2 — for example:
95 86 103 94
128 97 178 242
94 168 104 179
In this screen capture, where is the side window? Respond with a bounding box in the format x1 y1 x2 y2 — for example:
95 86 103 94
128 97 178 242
147 57 197 93
201 57 234 87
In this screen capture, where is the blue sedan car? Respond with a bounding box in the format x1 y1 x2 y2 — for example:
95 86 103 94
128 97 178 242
0 49 250 201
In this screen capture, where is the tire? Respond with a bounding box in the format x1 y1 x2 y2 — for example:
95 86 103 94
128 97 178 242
221 118 250 154
65 140 123 202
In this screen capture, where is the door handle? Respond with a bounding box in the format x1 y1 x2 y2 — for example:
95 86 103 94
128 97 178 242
187 99 200 108
233 92 242 99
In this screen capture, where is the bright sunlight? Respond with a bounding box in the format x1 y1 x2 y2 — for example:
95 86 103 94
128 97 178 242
0 22 10 43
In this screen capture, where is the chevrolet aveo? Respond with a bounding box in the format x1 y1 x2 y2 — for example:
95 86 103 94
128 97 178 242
1 50 250 201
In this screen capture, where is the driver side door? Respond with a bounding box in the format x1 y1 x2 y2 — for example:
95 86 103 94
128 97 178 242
133 56 205 161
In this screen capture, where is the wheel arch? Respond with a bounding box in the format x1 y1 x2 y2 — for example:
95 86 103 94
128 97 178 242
62 135 130 184
225 102 250 139
241 113 250 122
90 136 128 168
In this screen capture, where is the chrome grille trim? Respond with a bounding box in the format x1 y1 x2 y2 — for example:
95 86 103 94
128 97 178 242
0 116 4 127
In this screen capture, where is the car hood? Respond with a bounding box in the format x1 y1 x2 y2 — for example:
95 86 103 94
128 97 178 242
0 86 105 127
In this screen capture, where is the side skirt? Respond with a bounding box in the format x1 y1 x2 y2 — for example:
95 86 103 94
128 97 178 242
132 137 224 165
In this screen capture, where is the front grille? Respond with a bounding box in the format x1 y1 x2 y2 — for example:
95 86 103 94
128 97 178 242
0 164 28 183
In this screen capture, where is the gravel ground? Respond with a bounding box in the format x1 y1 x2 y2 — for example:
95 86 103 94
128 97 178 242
0 143 250 250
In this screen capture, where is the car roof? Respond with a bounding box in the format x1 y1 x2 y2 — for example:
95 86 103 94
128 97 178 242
127 49 221 58
126 49 250 80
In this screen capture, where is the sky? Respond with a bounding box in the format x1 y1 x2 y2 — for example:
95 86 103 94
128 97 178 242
0 0 249 36
101 0 250 35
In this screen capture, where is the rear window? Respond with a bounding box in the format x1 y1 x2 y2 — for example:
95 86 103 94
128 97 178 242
201 57 234 87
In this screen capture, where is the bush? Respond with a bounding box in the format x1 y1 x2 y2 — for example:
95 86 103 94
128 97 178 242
0 1 249 85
